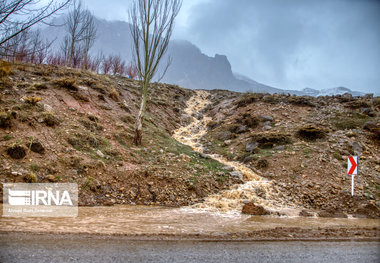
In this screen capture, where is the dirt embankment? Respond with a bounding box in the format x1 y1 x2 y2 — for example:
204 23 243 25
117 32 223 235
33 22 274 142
201 90 380 218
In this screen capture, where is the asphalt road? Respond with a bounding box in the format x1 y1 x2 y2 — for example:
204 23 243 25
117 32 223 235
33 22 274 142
0 234 379 263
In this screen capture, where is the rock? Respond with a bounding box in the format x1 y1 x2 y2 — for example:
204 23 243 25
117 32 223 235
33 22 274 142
192 112 203 120
242 202 270 215
273 145 285 151
223 166 234 171
299 209 313 217
96 150 105 158
243 155 256 163
262 125 272 131
223 140 232 146
348 141 363 155
7 145 27 159
102 104 112 110
43 104 53 112
30 141 45 154
353 204 380 219
318 208 347 218
229 171 243 180
340 93 353 102
235 125 247 134
199 153 210 159
215 131 233 141
260 115 273 122
245 142 258 153
363 121 378 131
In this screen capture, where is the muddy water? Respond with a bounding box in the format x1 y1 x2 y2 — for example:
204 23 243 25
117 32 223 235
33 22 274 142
173 90 300 215
1 205 379 236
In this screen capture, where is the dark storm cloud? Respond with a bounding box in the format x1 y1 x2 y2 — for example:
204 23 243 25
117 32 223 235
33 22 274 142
176 0 380 93
79 0 380 93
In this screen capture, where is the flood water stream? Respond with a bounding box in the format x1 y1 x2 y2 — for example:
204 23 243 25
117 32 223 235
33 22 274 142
173 90 300 215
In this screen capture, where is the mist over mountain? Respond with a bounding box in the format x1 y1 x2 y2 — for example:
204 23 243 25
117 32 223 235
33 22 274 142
41 17 368 96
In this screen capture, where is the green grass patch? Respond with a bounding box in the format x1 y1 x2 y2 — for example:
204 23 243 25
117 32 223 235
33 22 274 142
332 113 372 130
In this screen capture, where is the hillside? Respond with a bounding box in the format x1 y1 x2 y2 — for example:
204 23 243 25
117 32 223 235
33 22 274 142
0 61 241 206
0 61 379 218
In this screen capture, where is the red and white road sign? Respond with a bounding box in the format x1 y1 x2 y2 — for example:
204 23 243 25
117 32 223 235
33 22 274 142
347 156 358 175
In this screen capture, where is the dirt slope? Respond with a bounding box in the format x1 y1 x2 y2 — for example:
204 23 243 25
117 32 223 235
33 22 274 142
201 90 380 218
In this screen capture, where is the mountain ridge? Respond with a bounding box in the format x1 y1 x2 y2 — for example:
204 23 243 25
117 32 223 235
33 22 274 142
41 17 369 96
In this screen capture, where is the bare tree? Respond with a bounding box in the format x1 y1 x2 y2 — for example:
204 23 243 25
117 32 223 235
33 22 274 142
129 0 181 145
102 54 113 74
65 0 84 66
0 0 71 47
81 10 97 69
125 63 138 79
65 0 96 67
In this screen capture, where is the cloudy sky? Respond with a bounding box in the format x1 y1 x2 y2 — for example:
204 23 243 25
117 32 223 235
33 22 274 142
75 0 380 93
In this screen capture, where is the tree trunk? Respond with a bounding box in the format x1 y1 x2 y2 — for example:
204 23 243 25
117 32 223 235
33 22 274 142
134 82 148 145
68 40 75 67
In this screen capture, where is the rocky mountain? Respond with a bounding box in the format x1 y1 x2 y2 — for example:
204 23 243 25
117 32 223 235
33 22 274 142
41 17 368 96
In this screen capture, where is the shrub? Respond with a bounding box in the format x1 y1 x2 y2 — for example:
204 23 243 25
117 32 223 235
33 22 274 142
0 112 12 128
344 99 371 109
33 83 48 90
23 96 42 105
0 60 11 79
251 132 291 148
53 77 78 91
287 96 316 107
41 112 60 127
241 113 259 128
296 125 328 141
109 87 120 101
24 172 38 183
67 132 104 151
233 93 260 107
7 144 27 159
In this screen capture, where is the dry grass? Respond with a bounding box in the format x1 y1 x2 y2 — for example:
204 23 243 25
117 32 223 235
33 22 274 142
53 77 79 91
23 96 42 105
0 60 11 79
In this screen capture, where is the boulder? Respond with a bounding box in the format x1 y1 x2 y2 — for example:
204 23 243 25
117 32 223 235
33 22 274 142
229 171 243 181
318 208 347 218
235 125 247 134
299 209 314 217
348 141 362 155
260 115 274 122
245 142 258 153
242 202 270 215
215 131 233 141
353 204 380 219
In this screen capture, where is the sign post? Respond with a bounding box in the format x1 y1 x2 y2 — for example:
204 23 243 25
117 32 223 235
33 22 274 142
347 156 358 196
